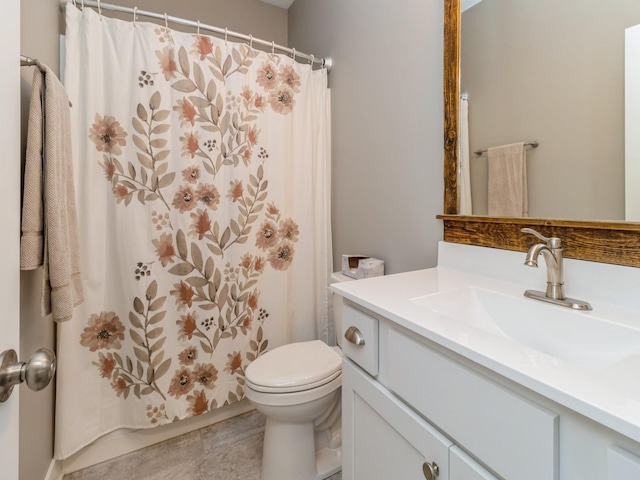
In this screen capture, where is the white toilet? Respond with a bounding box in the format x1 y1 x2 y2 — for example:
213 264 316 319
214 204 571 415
244 272 351 480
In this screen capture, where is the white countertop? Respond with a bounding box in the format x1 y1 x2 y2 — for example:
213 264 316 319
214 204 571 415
330 242 640 444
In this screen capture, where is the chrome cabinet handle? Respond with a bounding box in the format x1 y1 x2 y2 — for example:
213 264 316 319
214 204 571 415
422 461 440 480
0 348 56 402
344 326 365 346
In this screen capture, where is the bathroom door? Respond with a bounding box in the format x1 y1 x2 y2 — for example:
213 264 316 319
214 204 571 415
0 0 23 478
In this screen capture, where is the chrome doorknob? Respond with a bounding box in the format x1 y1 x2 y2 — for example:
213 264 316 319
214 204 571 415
0 348 56 402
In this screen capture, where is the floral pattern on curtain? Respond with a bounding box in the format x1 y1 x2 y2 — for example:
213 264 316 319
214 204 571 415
57 5 331 459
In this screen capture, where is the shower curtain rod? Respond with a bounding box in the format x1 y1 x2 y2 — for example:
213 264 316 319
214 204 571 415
58 0 332 71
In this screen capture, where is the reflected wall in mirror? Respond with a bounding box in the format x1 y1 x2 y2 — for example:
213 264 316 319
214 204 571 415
461 0 640 221
626 24 640 221
440 0 640 268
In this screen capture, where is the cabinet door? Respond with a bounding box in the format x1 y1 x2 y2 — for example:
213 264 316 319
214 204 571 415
342 359 452 480
608 446 640 479
450 446 498 480
387 328 558 480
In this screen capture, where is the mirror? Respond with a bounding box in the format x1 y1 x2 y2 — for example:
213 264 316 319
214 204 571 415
440 0 640 268
460 0 640 221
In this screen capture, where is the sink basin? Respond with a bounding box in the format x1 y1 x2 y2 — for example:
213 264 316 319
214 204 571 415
410 287 640 370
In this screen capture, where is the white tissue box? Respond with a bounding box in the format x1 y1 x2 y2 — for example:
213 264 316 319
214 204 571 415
341 255 385 279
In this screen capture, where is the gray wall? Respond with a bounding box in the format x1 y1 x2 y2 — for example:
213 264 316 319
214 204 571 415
19 1 286 479
289 0 444 274
462 0 640 221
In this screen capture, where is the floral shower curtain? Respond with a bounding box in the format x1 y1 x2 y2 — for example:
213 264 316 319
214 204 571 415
56 4 331 459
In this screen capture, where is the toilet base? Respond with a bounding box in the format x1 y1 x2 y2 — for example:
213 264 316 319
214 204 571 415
245 368 342 480
260 417 341 480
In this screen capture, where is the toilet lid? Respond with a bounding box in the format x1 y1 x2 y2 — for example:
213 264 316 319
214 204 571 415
245 340 342 392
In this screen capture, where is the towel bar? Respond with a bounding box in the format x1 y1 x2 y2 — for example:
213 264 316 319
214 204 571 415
474 141 539 156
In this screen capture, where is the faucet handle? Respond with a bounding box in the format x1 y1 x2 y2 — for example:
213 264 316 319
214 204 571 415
521 228 561 248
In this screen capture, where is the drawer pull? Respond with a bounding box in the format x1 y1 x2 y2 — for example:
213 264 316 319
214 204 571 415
345 326 366 346
422 461 439 480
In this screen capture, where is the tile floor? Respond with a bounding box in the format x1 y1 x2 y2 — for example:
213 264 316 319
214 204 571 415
64 410 342 480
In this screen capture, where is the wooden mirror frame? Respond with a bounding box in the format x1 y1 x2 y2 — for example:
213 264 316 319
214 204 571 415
438 0 640 268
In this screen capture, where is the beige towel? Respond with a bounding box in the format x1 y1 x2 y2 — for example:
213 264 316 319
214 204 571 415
21 64 84 322
487 142 528 217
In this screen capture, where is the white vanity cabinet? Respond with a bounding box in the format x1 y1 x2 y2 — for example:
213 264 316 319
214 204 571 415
339 294 640 480
335 243 640 479
342 359 451 479
341 303 504 480
343 356 499 480
386 327 558 480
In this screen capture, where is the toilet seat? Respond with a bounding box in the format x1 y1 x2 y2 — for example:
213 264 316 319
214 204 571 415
245 340 342 393
245 372 341 407
246 370 341 394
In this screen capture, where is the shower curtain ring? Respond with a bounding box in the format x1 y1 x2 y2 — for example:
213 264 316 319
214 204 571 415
80 0 84 11
271 41 275 55
292 48 296 61
249 34 253 49
133 6 138 26
197 20 200 37
224 27 228 45
164 13 169 30
310 55 314 67
96 0 102 18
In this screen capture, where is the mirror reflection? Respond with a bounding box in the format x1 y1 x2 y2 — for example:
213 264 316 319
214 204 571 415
460 0 640 220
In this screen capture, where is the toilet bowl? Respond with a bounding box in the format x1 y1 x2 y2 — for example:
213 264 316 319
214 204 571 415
244 272 351 480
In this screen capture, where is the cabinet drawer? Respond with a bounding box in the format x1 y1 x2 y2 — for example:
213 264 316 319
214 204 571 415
341 303 379 376
387 328 558 480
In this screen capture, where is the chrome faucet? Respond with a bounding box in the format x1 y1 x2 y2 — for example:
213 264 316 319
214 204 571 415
522 228 564 299
521 228 592 310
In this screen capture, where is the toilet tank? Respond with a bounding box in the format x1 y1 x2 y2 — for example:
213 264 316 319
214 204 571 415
330 272 353 348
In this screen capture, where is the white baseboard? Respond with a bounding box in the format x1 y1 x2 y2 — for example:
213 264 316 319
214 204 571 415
61 399 254 475
44 458 63 480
